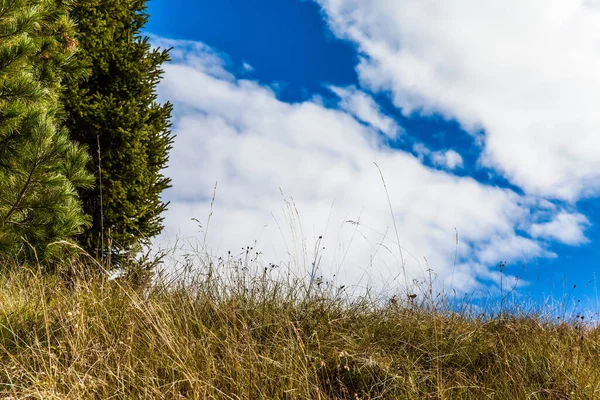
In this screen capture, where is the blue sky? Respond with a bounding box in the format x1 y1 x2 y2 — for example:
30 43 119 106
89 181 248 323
146 0 600 311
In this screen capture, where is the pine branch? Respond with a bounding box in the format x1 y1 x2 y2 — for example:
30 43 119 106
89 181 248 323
1 156 37 227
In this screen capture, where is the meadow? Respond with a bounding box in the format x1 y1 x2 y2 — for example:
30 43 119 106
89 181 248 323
1 250 599 399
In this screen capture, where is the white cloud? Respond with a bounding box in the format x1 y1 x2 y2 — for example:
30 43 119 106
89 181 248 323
411 145 464 170
150 36 234 81
530 212 590 245
316 0 600 201
154 37 586 294
431 150 463 170
329 86 401 138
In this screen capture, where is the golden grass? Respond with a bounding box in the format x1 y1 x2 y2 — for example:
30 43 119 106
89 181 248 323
1 260 599 399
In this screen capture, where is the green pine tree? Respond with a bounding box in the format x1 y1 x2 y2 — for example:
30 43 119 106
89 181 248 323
0 0 94 262
61 0 174 260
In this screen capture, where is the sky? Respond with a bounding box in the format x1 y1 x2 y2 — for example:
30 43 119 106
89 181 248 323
145 0 600 311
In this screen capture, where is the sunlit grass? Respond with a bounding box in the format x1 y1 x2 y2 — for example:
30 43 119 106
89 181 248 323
0 254 599 399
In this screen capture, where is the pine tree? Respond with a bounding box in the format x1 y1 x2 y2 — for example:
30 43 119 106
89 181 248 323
0 0 94 262
61 0 174 260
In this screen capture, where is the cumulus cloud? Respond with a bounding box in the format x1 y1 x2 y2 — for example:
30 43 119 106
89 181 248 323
316 0 600 201
432 150 464 170
413 144 464 170
329 86 401 139
153 37 586 293
529 212 590 245
150 36 234 81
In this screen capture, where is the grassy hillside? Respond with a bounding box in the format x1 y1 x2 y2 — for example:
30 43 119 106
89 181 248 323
0 259 599 399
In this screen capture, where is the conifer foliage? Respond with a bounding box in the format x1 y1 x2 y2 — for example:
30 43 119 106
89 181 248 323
63 0 172 255
62 0 174 258
0 0 94 261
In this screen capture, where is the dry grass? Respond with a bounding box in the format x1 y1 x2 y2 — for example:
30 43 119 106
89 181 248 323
1 259 600 399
